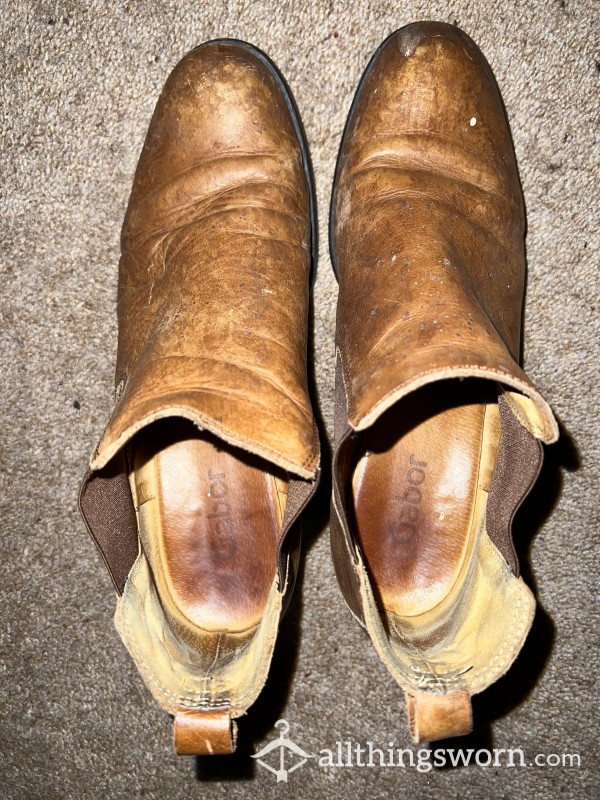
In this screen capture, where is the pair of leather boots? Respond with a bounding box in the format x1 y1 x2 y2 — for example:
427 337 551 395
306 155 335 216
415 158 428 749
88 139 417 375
79 22 558 756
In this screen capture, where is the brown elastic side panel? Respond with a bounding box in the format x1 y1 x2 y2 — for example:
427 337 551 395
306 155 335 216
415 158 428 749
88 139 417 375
406 690 473 743
486 395 544 576
280 472 320 536
78 452 139 595
276 460 321 616
174 707 237 756
277 469 319 574
330 353 365 624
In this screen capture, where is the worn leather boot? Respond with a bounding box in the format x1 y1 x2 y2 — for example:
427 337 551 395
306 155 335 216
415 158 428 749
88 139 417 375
79 40 320 755
330 22 558 742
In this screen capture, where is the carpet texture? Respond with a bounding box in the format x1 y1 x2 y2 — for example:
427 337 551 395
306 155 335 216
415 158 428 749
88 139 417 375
1 1 598 798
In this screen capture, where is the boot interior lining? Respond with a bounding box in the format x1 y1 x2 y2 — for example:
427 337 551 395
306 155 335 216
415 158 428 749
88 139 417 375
351 378 502 620
129 419 288 638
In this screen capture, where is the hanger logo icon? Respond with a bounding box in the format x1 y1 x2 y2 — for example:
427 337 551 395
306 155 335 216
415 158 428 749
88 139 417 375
252 719 315 782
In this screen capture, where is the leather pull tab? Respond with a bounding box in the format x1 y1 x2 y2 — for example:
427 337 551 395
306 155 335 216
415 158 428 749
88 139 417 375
406 690 473 743
174 707 237 756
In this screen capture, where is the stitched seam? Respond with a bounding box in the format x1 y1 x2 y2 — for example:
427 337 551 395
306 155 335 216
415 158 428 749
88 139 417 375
118 558 230 707
120 602 230 708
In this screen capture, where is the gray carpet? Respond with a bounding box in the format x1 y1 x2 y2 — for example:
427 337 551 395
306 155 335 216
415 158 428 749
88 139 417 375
1 1 598 798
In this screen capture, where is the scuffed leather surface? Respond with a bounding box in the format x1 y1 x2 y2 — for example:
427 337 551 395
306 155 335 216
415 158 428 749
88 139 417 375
3 0 597 791
92 40 319 478
357 502 536 698
331 366 537 699
77 41 322 740
332 22 557 441
330 22 555 717
406 690 473 743
114 551 283 716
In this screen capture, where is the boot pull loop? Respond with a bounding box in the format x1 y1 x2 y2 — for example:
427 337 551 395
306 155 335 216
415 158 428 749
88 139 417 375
174 707 237 756
405 690 473 743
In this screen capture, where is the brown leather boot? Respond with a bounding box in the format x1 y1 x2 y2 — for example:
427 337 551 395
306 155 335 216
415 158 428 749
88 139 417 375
330 22 558 743
79 40 320 755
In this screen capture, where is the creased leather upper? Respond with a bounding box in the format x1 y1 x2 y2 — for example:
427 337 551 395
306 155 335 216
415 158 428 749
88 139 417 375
332 22 557 442
92 42 319 478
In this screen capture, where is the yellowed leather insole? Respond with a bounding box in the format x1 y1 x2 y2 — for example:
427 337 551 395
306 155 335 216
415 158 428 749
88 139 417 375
352 381 497 618
131 420 287 634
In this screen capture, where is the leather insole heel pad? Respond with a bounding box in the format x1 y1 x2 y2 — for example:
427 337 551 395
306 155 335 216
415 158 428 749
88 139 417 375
352 380 497 618
132 419 285 634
